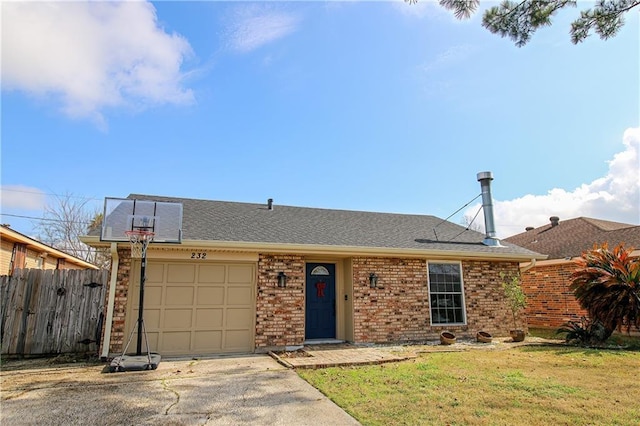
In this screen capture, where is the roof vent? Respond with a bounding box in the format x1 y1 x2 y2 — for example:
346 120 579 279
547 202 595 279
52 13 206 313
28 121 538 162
550 216 559 227
267 198 273 210
525 226 534 231
477 171 502 247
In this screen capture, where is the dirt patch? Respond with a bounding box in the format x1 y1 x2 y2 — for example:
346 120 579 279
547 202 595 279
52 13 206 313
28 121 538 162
272 349 313 358
1 354 104 372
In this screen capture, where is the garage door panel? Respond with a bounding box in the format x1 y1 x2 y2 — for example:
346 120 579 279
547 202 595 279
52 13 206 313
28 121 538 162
164 309 193 328
198 265 226 283
228 265 253 283
227 287 251 305
196 308 223 328
146 263 164 283
129 261 255 356
227 308 252 327
144 286 163 306
138 309 161 328
130 331 159 353
130 285 163 307
197 286 224 304
167 264 196 283
166 286 194 305
194 331 222 351
163 332 191 352
226 330 251 350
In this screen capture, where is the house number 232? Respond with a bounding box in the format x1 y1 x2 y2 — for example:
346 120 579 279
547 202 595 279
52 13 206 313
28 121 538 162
191 252 207 259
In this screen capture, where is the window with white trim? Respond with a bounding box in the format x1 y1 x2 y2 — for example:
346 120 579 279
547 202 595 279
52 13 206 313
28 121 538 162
428 262 466 325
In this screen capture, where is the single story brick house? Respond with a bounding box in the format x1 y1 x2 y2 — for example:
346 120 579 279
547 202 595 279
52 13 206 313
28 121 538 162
83 180 546 359
503 216 640 329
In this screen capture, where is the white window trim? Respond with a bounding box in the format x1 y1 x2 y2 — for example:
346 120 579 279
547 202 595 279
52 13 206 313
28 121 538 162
427 260 467 326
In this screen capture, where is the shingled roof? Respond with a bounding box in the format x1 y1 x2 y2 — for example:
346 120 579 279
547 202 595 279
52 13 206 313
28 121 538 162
120 194 543 259
503 216 640 259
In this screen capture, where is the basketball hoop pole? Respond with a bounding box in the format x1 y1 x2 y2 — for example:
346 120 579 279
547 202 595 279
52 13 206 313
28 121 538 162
125 229 154 356
136 248 147 356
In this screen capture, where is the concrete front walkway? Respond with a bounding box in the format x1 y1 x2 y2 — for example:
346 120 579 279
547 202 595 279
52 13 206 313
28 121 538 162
269 337 563 369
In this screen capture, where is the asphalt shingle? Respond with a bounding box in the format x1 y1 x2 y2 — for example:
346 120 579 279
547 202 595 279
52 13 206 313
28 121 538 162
124 194 543 258
503 216 640 259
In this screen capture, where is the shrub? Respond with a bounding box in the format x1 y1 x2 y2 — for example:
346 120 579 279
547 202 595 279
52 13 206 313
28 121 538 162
556 317 609 346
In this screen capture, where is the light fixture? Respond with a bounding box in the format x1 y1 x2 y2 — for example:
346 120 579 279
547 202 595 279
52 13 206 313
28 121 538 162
277 271 287 288
369 273 378 288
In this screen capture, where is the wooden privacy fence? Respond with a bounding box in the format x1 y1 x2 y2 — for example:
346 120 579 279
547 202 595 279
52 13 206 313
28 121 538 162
1 268 108 356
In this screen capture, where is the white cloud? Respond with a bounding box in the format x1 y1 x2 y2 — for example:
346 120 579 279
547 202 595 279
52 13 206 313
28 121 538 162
0 186 46 211
223 4 300 53
2 1 194 126
465 127 640 238
421 44 474 73
393 0 440 19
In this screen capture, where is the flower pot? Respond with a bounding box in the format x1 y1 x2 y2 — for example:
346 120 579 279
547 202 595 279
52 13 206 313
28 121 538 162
510 329 525 342
476 331 492 343
440 331 456 345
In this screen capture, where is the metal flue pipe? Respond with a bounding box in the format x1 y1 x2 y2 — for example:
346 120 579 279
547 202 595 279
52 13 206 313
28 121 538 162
477 171 502 247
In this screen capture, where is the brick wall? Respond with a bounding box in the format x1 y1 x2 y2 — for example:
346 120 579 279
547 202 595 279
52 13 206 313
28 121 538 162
103 251 529 355
352 257 429 343
255 254 305 350
106 248 131 354
463 261 523 337
351 257 522 343
521 262 586 328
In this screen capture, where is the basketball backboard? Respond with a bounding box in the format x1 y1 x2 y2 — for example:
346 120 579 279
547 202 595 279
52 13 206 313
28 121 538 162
101 198 183 243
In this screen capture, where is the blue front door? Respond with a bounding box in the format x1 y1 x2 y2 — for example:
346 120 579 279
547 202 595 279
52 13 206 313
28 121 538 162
305 263 336 340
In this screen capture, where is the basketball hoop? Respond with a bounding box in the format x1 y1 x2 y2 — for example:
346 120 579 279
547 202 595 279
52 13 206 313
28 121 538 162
125 230 154 259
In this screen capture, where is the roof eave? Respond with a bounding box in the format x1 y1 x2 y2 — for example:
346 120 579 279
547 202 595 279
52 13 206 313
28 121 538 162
4 228 99 269
81 235 546 261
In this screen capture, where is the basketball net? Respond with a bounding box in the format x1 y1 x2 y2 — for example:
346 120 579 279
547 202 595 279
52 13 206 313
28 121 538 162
125 230 154 259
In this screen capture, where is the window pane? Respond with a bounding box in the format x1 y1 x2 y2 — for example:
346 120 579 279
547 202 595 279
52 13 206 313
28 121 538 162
428 263 465 325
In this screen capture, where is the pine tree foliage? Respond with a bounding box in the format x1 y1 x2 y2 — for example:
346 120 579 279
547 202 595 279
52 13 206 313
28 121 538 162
570 243 640 335
407 0 640 46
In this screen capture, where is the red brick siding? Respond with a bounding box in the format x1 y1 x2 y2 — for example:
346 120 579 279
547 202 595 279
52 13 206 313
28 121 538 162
107 248 132 354
255 254 305 349
104 251 528 354
351 258 523 343
462 261 524 336
521 263 587 328
352 257 428 343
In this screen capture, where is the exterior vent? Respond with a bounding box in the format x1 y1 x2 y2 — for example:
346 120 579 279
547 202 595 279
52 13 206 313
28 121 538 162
550 216 559 227
477 171 502 247
525 226 534 231
267 198 273 210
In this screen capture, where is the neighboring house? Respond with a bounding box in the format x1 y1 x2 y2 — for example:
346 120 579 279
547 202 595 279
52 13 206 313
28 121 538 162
83 175 548 359
503 216 640 329
0 224 99 274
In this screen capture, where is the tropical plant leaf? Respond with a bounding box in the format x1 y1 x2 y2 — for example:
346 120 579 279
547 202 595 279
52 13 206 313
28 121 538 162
570 243 640 334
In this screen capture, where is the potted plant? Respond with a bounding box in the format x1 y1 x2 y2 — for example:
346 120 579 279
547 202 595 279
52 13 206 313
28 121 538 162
440 331 456 345
501 272 527 342
476 331 492 343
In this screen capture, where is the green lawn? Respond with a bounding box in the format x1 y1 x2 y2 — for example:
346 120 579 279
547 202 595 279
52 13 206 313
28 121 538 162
298 345 640 426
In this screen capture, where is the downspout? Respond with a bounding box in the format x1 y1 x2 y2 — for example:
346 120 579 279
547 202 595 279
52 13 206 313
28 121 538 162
101 242 119 360
520 258 536 273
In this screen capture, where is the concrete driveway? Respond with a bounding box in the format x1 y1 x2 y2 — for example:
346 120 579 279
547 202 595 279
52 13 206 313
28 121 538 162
0 354 360 425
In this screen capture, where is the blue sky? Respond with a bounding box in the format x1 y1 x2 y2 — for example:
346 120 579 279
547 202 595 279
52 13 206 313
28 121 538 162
2 1 639 240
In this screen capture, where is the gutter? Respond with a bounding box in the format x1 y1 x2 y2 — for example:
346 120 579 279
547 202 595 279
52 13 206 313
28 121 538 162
520 258 537 273
101 242 119 360
81 235 547 262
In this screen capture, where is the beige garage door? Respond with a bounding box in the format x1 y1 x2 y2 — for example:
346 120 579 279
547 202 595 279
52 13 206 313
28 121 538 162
127 261 255 356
